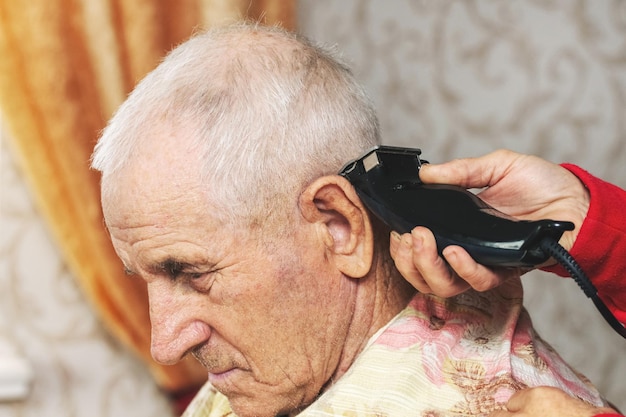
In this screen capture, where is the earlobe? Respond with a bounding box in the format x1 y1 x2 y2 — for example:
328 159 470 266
299 175 374 278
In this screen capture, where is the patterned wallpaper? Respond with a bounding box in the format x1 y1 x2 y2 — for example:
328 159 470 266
0 1 624 415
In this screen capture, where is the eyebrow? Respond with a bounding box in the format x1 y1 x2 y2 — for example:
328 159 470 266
121 257 216 280
149 257 215 279
154 258 191 278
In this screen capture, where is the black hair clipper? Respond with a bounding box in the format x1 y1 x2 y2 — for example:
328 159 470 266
339 146 574 267
340 146 626 339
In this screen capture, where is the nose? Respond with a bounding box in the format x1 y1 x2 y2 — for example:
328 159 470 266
147 279 211 365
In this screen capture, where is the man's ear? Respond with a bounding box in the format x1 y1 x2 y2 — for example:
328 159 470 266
298 175 374 278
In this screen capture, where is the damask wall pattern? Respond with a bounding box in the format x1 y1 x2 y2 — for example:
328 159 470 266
298 0 626 411
0 1 624 416
299 1 626 179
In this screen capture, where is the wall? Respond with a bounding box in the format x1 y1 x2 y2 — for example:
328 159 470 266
298 0 626 410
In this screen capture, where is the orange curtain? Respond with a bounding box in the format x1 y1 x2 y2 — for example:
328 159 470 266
0 0 294 394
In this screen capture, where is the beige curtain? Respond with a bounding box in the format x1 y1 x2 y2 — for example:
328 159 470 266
0 0 294 394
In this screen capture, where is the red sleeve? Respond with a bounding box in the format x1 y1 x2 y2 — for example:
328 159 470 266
541 164 626 324
593 414 623 417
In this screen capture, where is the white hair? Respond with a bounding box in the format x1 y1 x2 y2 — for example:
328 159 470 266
91 23 380 227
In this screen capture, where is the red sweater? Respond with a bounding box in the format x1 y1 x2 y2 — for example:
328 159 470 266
542 164 626 324
542 164 626 417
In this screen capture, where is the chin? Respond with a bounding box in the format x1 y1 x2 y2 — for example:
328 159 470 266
228 392 310 417
230 400 289 417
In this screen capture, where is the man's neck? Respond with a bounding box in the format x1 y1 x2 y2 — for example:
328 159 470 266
326 255 416 387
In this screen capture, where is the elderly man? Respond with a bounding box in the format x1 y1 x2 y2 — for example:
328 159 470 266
91 24 609 417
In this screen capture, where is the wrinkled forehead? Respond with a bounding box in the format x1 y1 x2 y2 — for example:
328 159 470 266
100 129 207 223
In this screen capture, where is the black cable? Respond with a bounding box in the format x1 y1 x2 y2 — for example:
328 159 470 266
539 237 626 339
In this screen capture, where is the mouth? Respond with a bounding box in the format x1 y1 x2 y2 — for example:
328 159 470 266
208 368 241 391
192 342 247 390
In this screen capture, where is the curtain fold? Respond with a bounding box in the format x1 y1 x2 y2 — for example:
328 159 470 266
0 0 294 393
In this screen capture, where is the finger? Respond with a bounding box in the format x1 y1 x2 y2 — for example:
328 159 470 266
419 150 518 189
500 387 617 417
504 386 580 413
409 228 470 297
503 386 560 414
389 231 433 294
442 246 517 292
418 157 487 188
502 388 529 413
487 410 510 417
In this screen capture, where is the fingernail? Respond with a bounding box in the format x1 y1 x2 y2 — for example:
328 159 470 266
391 231 401 241
400 233 413 248
443 247 456 263
411 230 423 250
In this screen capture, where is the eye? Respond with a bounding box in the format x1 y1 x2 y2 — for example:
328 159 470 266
184 270 217 293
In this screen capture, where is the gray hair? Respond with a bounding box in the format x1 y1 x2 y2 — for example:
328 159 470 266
91 23 380 227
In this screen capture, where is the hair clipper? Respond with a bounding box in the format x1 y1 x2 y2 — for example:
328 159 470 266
339 146 574 267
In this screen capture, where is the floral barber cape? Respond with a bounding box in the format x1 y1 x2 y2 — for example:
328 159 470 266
182 279 606 417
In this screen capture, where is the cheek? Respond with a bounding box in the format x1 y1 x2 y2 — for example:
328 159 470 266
244 259 349 377
214 237 353 393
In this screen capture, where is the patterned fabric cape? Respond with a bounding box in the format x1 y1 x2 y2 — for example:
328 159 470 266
182 279 605 417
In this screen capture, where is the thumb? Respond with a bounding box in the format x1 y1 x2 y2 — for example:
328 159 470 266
418 158 481 188
419 149 520 189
